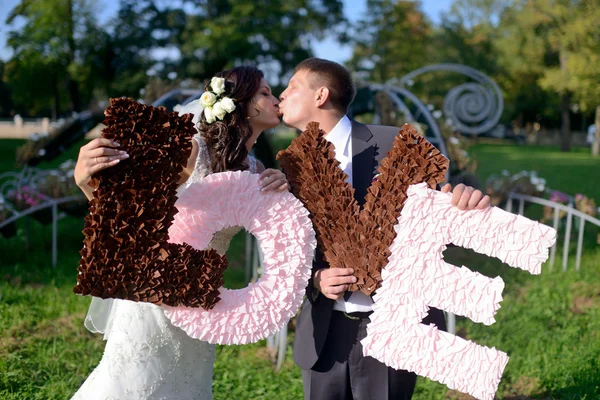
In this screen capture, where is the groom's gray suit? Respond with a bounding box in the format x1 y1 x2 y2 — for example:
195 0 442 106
293 121 447 400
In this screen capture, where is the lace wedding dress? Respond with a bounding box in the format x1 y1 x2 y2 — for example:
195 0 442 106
72 135 257 400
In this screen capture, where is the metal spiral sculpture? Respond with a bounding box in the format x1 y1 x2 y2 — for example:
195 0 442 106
399 63 503 136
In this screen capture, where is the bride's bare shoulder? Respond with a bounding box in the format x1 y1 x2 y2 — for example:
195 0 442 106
179 136 200 185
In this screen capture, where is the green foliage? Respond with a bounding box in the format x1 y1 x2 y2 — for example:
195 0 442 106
348 0 432 82
3 0 105 117
174 0 346 85
530 0 600 113
492 0 600 149
345 0 597 147
2 0 597 143
3 49 68 117
2 0 346 116
432 0 509 74
0 62 15 117
97 0 169 98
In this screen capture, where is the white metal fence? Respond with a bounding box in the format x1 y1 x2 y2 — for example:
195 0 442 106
446 191 600 335
245 234 288 371
506 192 600 272
0 168 86 267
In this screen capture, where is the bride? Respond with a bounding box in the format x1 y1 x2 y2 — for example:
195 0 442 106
71 66 288 399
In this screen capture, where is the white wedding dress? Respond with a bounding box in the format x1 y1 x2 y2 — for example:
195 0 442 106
72 134 257 400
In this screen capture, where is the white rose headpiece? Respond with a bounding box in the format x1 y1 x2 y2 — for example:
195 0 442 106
200 77 236 124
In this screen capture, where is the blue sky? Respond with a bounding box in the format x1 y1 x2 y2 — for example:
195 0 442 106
0 0 453 63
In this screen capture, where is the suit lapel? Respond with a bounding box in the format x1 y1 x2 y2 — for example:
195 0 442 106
351 121 375 207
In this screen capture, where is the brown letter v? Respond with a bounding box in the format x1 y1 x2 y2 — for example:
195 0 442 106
277 122 448 295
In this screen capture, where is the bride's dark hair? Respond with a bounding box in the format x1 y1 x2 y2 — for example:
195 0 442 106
198 66 264 173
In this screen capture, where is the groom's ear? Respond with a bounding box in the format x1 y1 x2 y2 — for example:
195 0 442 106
315 86 330 108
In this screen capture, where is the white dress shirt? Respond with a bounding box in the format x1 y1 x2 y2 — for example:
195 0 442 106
324 116 373 313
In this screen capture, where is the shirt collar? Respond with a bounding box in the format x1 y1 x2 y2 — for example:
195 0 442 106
324 115 352 156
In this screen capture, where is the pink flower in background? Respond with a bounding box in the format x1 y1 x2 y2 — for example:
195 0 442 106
575 193 597 217
550 190 569 204
7 186 43 210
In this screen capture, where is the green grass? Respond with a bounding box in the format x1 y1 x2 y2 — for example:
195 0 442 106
0 136 88 173
0 139 25 172
413 247 600 400
0 217 270 399
2 138 600 399
470 143 600 202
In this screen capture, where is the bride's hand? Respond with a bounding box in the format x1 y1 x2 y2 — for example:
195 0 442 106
259 169 290 193
74 138 129 199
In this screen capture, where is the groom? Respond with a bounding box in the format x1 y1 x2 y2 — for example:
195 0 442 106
278 58 491 400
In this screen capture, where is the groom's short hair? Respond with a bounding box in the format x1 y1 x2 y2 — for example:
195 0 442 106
294 58 356 113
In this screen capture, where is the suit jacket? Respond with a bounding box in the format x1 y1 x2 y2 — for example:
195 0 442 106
293 121 447 370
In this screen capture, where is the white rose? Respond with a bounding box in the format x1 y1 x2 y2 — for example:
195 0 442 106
212 101 227 120
200 91 217 108
204 106 216 124
211 77 226 95
220 97 236 113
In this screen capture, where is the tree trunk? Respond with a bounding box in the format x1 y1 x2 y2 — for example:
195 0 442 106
560 93 571 152
593 105 600 157
51 69 59 121
558 47 571 152
66 0 81 112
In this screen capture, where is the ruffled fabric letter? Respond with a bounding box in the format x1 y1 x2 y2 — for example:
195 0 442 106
164 171 316 345
361 183 557 400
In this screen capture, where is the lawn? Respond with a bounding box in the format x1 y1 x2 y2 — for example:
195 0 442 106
470 143 600 202
1 138 599 399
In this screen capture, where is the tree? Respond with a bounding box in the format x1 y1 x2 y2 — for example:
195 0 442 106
94 0 167 99
2 0 346 115
495 0 600 152
533 0 600 155
172 0 346 85
4 0 102 117
431 17 498 75
348 0 433 83
432 0 516 78
0 61 15 117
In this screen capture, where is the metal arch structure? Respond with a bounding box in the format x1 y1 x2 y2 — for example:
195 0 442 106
351 83 451 181
398 63 504 136
366 82 450 161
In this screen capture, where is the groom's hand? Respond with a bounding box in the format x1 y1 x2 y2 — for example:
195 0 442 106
441 183 491 210
313 268 357 301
